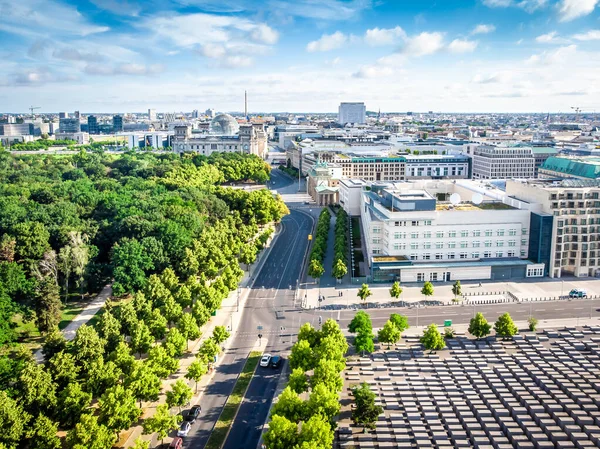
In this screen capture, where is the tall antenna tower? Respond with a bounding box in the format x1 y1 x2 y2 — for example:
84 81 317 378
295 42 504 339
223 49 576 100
244 90 248 118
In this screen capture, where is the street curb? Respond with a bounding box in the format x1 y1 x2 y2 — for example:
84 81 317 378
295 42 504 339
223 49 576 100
256 360 290 449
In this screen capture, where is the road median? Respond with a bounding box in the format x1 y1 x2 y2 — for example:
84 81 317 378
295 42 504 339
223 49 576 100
204 351 262 449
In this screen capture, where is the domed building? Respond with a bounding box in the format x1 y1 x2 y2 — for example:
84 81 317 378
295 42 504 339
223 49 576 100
210 113 240 136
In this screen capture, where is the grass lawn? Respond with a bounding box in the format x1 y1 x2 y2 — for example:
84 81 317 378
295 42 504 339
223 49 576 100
204 351 262 449
58 302 86 330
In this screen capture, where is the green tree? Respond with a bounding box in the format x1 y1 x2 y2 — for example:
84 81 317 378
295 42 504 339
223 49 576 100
288 367 309 394
0 391 30 449
495 312 518 339
166 379 193 412
263 415 298 449
452 280 462 299
98 384 142 435
332 258 347 280
86 360 123 397
297 322 318 347
147 308 168 340
420 324 446 352
65 414 116 449
97 310 122 353
212 325 230 345
34 276 62 333
28 415 61 449
72 324 104 369
354 331 375 355
421 281 434 298
41 328 67 361
161 295 183 326
192 300 210 327
348 310 372 334
197 338 221 365
185 359 208 392
308 259 324 279
389 313 409 333
132 438 150 449
147 346 179 379
378 320 401 349
528 316 538 331
111 238 153 296
389 281 402 299
468 312 491 339
289 339 314 372
108 341 136 376
48 350 80 388
311 358 343 392
18 362 57 413
298 414 333 449
270 387 305 423
130 321 154 356
57 382 92 428
163 328 186 357
14 221 51 261
305 383 340 424
125 361 161 407
357 283 372 302
142 404 181 446
351 382 383 431
178 313 201 350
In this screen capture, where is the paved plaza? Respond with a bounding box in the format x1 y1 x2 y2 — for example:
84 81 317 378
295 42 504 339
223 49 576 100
339 326 600 449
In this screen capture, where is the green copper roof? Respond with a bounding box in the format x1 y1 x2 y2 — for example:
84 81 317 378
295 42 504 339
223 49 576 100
541 156 600 179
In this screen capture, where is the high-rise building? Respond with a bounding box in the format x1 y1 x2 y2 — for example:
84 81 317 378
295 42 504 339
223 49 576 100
113 115 123 132
59 112 68 119
88 116 99 134
74 111 81 119
59 118 81 133
338 102 366 125
205 108 215 118
148 108 156 121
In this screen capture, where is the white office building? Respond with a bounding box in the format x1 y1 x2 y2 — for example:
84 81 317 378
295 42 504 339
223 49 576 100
353 180 544 282
470 145 535 179
338 102 366 125
148 108 157 121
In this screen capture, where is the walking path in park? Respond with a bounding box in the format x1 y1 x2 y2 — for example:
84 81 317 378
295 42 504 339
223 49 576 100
120 226 280 448
33 284 113 362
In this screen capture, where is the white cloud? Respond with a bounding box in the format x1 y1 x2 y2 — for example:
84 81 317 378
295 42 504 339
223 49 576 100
0 0 109 37
84 63 164 76
250 24 279 45
472 24 496 35
352 66 394 78
535 31 569 43
572 30 600 41
558 0 599 21
401 32 445 56
482 0 548 12
472 71 514 84
5 66 79 86
448 38 478 53
267 0 372 21
364 26 406 46
199 44 227 59
306 31 347 52
526 44 578 65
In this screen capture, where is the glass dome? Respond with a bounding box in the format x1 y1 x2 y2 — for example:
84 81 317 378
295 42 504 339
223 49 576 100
210 113 240 136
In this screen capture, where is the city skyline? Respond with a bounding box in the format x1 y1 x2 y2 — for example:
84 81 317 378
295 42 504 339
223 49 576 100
1 0 600 113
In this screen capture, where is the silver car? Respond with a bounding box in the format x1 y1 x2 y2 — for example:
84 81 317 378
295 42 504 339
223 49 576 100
260 354 272 367
177 421 191 437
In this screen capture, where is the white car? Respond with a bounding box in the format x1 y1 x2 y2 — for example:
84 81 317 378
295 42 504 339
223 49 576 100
177 421 191 437
260 354 272 367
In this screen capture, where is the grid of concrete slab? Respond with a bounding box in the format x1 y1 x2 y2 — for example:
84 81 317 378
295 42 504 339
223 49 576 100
338 326 600 449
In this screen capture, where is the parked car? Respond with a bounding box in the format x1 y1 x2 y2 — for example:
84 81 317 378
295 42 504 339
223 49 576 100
186 405 201 423
169 438 183 449
270 355 282 368
569 288 587 298
260 354 272 367
177 421 191 437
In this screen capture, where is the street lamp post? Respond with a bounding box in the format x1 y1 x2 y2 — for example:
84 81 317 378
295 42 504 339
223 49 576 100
561 280 564 298
237 287 241 313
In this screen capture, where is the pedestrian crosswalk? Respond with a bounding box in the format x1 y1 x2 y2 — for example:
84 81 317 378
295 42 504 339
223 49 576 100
276 192 314 204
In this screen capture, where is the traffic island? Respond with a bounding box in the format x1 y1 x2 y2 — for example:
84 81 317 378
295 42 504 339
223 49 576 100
204 351 262 449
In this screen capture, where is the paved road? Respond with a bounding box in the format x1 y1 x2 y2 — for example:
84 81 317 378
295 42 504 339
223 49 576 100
297 297 600 331
221 209 314 449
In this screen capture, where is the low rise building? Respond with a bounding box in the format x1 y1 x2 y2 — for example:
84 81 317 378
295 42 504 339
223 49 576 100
538 156 600 180
471 145 535 179
0 123 34 136
59 118 81 133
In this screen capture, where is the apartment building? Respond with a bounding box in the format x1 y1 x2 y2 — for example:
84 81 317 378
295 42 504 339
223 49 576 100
471 145 535 179
358 181 543 283
506 179 600 278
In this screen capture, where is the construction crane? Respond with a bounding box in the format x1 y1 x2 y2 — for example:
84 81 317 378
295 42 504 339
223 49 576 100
572 106 600 121
29 105 40 119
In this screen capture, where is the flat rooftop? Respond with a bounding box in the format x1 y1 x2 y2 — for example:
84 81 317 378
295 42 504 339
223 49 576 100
436 201 516 211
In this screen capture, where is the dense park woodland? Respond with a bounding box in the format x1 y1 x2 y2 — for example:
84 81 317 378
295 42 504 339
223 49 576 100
0 149 288 449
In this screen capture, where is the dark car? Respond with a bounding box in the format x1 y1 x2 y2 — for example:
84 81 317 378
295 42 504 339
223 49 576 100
270 355 282 368
186 405 201 423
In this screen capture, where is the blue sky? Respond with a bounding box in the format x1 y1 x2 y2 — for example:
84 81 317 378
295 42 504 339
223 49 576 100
1 0 599 113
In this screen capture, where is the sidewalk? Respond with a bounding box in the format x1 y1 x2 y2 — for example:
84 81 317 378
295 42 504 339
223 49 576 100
33 284 113 363
120 225 281 448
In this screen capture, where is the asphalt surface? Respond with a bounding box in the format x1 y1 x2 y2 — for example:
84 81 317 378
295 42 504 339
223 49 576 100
182 169 314 449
